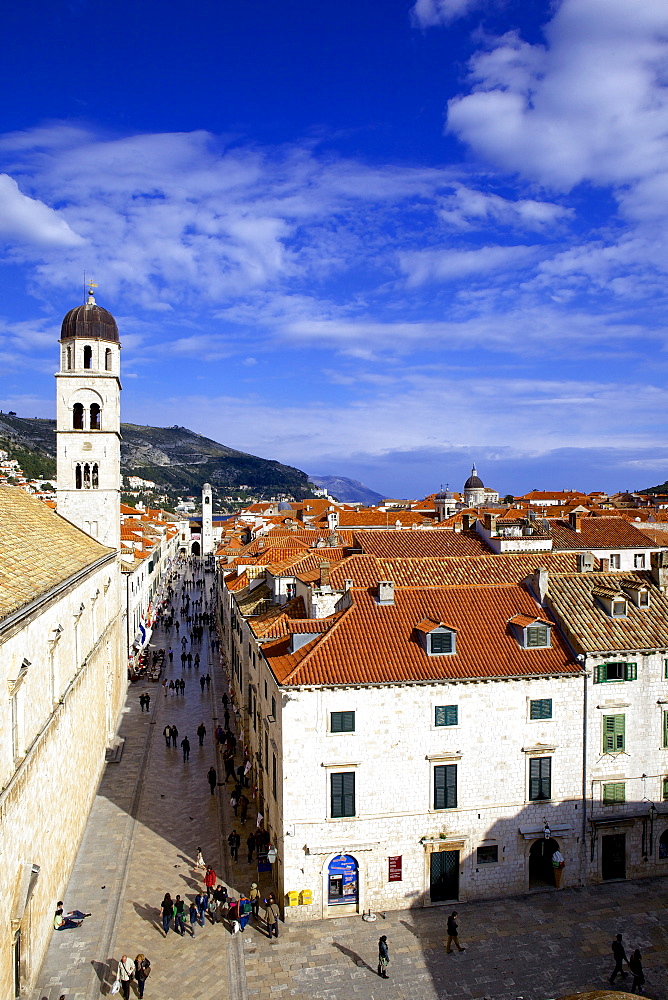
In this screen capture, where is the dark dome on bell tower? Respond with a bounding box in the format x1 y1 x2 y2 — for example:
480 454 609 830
60 289 119 343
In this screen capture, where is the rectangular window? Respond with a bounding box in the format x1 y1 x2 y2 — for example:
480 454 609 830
434 764 457 809
530 698 553 720
434 705 458 727
610 554 621 569
476 845 498 864
634 554 646 569
272 753 277 798
595 662 637 683
247 683 253 714
430 632 453 654
603 782 626 805
663 777 668 802
331 772 355 818
331 711 355 733
271 695 276 719
612 600 627 617
264 680 268 699
639 591 649 607
603 714 626 753
663 711 668 749
526 625 549 647
529 757 551 800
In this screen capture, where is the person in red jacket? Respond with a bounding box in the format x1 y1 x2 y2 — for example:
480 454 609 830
204 866 217 893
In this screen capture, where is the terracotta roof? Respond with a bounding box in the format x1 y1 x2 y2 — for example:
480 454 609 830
237 583 273 615
352 530 491 558
263 584 580 686
508 613 552 628
297 551 583 589
0 485 115 623
415 618 457 634
547 572 668 653
548 516 663 551
225 571 249 592
315 510 429 528
249 596 308 638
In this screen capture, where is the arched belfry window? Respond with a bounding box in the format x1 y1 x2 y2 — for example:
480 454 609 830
83 345 92 369
66 345 72 370
90 403 101 430
105 348 112 371
73 403 84 429
75 464 82 489
83 463 91 488
92 463 99 488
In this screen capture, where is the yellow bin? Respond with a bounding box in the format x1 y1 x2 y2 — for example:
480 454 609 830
299 890 313 905
286 890 299 907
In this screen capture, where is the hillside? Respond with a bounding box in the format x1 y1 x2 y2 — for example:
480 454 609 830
309 474 386 505
0 414 314 499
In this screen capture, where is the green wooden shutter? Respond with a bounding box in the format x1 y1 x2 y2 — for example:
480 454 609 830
331 772 355 817
435 705 458 727
603 714 625 752
529 757 551 799
595 663 604 684
331 711 355 733
625 662 637 681
663 711 668 749
663 777 668 802
530 698 553 720
603 782 625 804
434 764 457 809
529 758 540 800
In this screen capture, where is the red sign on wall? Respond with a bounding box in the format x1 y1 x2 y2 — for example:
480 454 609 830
388 856 402 882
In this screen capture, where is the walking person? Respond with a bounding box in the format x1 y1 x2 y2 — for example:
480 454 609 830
200 676 206 693
239 793 249 825
134 955 151 999
145 692 151 712
195 891 208 926
189 901 199 936
629 950 645 994
139 693 147 712
116 955 136 1000
168 647 173 663
170 725 178 748
610 933 629 984
213 883 228 922
173 895 186 935
162 678 168 697
446 911 465 953
181 736 190 762
204 865 217 896
162 724 171 747
265 893 280 939
247 831 256 863
377 936 389 978
250 882 261 919
228 829 240 862
205 673 211 689
160 892 173 935
207 765 217 795
197 722 207 745
194 847 206 873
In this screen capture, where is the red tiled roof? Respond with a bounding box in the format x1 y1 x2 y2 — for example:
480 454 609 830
352 530 491 558
548 516 665 551
263 584 580 686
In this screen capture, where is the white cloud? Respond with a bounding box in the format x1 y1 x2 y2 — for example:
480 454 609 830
412 0 483 28
399 243 537 285
437 185 571 229
0 174 83 248
446 0 668 191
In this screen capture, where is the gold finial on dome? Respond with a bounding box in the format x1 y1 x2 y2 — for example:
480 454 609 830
87 280 98 306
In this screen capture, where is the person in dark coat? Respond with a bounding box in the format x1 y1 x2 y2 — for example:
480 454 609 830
170 725 178 748
246 831 256 863
446 911 465 953
377 935 389 978
197 722 207 745
629 950 645 994
207 766 217 795
610 934 629 984
228 829 241 862
160 893 173 935
181 736 190 762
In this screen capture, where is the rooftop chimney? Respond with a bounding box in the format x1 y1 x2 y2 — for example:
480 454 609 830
569 511 583 532
483 512 498 533
531 567 549 604
344 578 353 591
577 552 594 573
651 551 668 592
462 513 476 530
377 580 395 605
319 561 330 588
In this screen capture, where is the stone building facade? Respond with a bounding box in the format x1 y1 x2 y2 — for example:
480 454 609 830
0 486 124 998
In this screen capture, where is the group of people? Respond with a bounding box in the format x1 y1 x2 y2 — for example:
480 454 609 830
114 953 150 999
610 933 646 994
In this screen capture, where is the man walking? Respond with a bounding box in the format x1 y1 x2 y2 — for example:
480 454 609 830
173 895 186 936
200 676 206 693
228 829 240 862
207 765 217 795
163 724 171 748
246 831 256 863
265 893 280 939
170 725 178 748
446 911 465 953
610 934 629 984
116 955 136 999
181 736 190 762
197 722 207 746
377 935 389 978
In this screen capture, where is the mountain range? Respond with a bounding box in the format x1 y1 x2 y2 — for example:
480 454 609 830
309 475 386 505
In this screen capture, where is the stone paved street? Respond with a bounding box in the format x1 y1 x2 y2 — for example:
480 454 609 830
31 563 668 1000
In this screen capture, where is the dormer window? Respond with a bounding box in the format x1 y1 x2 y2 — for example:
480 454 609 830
622 579 650 608
415 619 457 656
612 600 627 617
593 588 628 618
508 615 552 649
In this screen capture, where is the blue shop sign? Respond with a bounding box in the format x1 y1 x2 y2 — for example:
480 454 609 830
328 854 358 905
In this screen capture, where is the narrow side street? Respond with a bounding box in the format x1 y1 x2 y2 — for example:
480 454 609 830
31 561 668 1000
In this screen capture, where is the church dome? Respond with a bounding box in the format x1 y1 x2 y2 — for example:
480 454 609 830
436 486 454 500
464 465 484 490
277 501 292 511
61 298 119 343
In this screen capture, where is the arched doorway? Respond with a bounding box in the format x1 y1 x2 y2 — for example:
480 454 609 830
529 837 559 888
327 854 358 908
660 829 668 860
191 541 201 556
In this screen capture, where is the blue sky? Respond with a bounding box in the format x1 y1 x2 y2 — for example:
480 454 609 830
2 0 668 499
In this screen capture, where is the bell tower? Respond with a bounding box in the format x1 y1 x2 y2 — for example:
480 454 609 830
55 284 122 550
202 482 214 555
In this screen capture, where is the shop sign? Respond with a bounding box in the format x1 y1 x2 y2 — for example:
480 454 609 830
388 855 402 882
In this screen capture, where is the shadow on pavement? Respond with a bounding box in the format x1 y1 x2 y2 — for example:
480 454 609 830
332 940 376 973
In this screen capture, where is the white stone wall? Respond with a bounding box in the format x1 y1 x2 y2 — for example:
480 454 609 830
585 650 668 882
273 674 584 919
0 553 125 997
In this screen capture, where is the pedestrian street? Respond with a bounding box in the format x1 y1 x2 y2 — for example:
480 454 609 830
31 561 668 1000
